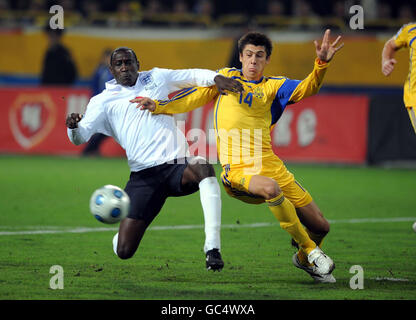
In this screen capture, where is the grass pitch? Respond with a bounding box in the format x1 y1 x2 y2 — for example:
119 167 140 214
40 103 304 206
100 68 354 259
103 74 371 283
0 155 415 300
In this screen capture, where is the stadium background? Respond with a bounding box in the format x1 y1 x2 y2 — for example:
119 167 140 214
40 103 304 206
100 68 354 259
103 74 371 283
1 0 416 165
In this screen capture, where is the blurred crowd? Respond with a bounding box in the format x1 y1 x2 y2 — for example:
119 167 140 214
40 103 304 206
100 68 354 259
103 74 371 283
0 0 415 31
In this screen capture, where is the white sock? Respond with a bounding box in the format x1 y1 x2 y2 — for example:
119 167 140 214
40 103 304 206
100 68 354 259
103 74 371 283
199 176 221 253
112 232 119 256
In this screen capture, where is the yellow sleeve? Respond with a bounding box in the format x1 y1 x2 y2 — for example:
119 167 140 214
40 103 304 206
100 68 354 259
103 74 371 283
216 67 233 76
289 58 329 103
393 25 411 49
153 86 219 115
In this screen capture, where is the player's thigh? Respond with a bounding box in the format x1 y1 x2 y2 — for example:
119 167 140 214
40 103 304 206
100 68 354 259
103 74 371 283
407 106 416 134
124 171 168 224
248 175 282 199
179 158 216 195
220 167 265 204
163 159 201 197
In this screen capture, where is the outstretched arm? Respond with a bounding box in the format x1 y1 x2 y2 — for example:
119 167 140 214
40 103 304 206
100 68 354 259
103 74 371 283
66 98 108 145
130 86 219 114
161 68 243 95
66 113 83 129
290 29 343 103
381 37 399 76
314 29 343 63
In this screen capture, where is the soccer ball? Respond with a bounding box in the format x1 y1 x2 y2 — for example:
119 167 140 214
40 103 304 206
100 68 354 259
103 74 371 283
89 185 130 224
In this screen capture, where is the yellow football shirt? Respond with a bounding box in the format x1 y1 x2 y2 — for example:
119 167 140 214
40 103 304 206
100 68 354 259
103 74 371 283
394 22 416 107
153 59 329 184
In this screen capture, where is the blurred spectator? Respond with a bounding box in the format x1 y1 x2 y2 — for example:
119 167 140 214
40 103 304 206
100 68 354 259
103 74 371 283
60 0 75 11
364 1 393 31
142 0 168 26
332 1 347 20
398 4 414 21
108 1 134 28
14 0 31 10
268 0 286 17
253 0 288 30
0 0 9 10
28 0 46 11
290 0 322 30
82 48 113 157
58 0 81 27
91 48 113 97
292 0 317 19
171 0 202 27
0 0 13 27
40 25 78 85
144 0 165 15
361 0 377 20
330 0 349 30
193 0 214 17
20 0 46 26
377 2 392 19
0 0 410 30
81 0 101 22
173 0 188 14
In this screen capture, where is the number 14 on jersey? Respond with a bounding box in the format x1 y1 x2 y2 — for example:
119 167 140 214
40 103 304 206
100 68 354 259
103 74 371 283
238 92 253 107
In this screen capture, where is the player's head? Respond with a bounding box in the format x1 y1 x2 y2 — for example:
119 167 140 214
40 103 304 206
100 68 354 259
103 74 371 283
238 32 272 81
109 47 140 86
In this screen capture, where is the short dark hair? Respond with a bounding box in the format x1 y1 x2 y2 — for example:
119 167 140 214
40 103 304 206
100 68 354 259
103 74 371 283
238 32 273 58
110 47 139 66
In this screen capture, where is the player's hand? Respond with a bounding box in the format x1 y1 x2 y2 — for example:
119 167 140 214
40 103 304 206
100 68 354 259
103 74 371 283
314 29 344 63
66 113 82 129
214 75 244 95
382 58 397 76
130 96 156 112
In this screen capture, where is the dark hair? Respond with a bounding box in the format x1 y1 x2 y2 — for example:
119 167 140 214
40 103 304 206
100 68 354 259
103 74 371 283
110 47 139 66
238 32 273 58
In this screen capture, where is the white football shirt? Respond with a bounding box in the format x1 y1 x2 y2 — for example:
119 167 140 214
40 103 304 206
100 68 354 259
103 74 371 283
67 67 217 171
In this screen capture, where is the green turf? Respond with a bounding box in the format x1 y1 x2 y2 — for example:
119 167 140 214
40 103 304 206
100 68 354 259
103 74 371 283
0 155 415 300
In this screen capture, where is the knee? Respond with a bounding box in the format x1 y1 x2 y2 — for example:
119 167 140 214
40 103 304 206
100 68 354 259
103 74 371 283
116 245 136 260
262 182 281 200
321 219 330 235
187 162 215 182
200 163 216 178
314 216 330 236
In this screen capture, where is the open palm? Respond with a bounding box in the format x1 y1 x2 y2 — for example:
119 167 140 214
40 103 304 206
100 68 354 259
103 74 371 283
315 29 344 62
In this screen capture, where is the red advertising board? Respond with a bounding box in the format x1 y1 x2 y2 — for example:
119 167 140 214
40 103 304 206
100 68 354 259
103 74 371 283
0 87 127 156
271 95 370 163
0 88 369 164
176 94 370 164
1 87 91 155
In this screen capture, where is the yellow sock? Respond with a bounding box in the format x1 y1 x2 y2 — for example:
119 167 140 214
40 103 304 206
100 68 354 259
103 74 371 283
297 230 326 266
267 193 316 255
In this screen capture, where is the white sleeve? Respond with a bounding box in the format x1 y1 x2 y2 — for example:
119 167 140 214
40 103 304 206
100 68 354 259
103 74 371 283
157 68 219 92
67 98 108 145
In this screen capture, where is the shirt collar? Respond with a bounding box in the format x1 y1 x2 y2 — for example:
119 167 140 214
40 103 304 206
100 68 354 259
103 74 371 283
238 70 264 84
105 73 141 91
